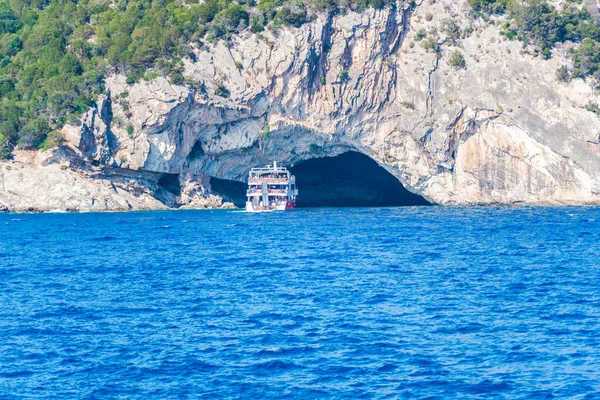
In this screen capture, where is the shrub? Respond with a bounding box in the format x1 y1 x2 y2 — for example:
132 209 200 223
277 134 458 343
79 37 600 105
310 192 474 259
572 38 600 83
143 72 159 81
0 77 15 98
262 124 270 138
215 84 231 98
18 117 51 150
442 19 461 41
0 3 22 34
250 17 264 33
468 0 506 15
556 65 571 83
126 71 140 85
0 134 11 159
211 3 249 36
338 70 350 82
126 124 134 136
59 53 83 76
401 101 415 110
449 51 466 70
468 0 600 83
274 7 307 28
586 101 600 114
169 71 185 85
40 130 65 150
504 29 517 40
422 37 438 52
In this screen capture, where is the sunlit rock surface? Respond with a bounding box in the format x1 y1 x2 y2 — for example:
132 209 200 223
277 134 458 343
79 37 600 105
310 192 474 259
2 0 600 211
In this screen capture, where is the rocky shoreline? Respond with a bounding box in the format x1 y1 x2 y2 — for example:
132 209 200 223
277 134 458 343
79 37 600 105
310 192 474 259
0 150 235 213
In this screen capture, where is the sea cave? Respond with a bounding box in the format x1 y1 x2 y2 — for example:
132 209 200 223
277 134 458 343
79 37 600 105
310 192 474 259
210 151 430 208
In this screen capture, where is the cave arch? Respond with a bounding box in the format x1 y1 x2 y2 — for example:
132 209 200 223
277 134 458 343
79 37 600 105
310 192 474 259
209 151 430 208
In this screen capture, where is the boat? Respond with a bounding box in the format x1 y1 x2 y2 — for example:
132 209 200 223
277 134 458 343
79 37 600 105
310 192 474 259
246 162 298 212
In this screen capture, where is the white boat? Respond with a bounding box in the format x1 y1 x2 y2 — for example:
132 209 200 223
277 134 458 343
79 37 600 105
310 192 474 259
246 162 298 212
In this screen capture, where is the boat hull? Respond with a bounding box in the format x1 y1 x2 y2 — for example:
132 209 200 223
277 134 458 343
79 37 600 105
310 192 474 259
246 201 295 212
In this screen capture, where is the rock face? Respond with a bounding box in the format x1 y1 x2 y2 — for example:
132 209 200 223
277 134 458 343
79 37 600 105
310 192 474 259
0 149 166 213
0 149 234 212
2 0 600 212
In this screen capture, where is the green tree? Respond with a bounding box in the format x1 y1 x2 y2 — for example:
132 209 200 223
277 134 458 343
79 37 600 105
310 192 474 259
0 0 392 158
0 133 11 159
18 117 51 149
197 0 222 24
572 38 600 81
59 53 83 76
0 2 22 34
0 77 15 98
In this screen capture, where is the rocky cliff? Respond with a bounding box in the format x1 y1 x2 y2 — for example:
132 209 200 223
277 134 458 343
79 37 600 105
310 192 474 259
2 0 600 212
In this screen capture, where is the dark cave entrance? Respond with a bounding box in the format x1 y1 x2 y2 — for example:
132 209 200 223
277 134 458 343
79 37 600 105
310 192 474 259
209 151 430 208
289 151 430 207
210 177 247 207
157 173 182 196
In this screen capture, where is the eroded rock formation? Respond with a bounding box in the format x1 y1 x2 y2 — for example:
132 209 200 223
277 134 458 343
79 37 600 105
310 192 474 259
2 0 600 211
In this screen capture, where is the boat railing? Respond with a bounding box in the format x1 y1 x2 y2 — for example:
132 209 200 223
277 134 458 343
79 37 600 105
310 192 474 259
247 189 288 195
248 178 290 184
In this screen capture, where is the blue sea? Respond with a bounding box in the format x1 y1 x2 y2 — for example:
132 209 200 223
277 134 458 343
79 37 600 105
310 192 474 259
1 207 600 399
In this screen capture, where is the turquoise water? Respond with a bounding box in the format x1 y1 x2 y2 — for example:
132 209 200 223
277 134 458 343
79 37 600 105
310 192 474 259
1 207 600 398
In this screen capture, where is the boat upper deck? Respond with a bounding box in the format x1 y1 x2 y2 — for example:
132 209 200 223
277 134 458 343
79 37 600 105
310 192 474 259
248 177 292 185
248 163 294 185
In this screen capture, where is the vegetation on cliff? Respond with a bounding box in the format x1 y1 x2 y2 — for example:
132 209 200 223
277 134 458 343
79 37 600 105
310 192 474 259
468 0 600 85
0 0 390 158
2 0 600 159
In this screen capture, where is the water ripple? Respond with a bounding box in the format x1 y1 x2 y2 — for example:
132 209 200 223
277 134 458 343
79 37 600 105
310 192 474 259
1 207 600 398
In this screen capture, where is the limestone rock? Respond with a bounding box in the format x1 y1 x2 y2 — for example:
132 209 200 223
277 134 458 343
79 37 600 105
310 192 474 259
0 149 167 212
4 0 600 211
178 177 235 210
62 94 118 165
